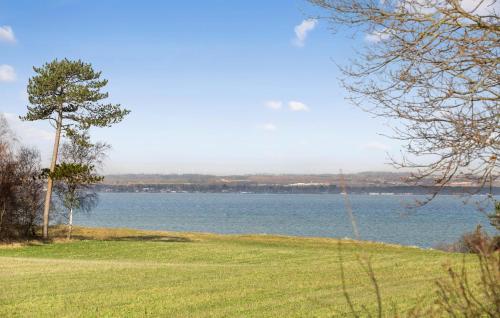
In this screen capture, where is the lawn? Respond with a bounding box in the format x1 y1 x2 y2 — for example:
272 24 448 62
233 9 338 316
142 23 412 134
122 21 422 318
0 226 477 317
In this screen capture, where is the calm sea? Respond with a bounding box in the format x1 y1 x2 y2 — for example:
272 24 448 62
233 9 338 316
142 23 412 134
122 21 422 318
73 193 496 248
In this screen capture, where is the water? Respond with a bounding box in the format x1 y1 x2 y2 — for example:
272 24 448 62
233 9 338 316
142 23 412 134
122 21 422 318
73 193 496 248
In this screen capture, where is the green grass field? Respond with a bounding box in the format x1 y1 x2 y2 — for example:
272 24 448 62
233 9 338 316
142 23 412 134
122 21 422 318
0 227 477 317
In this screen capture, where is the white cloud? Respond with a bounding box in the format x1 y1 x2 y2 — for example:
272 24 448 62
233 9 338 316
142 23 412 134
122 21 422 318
19 90 29 102
0 26 16 43
360 142 390 151
264 100 283 110
0 65 16 82
398 0 438 14
261 123 277 131
461 0 499 16
288 101 309 112
368 1 499 42
298 138 309 146
396 0 499 17
2 112 53 142
365 29 391 43
293 19 317 47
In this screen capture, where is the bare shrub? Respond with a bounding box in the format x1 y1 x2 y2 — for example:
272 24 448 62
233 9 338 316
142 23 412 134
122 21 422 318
338 231 499 317
0 114 44 240
432 243 500 317
435 226 498 254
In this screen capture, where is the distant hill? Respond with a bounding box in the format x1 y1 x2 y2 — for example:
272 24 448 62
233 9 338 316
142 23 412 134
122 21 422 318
103 172 499 188
103 172 409 186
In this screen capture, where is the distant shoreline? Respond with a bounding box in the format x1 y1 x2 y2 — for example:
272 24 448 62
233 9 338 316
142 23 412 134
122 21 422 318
94 184 500 195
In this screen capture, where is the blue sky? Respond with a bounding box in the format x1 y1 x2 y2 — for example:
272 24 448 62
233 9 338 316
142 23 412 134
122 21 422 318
0 0 400 174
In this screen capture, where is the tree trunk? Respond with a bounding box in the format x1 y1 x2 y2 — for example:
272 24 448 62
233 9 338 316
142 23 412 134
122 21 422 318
42 111 63 240
67 207 73 240
0 201 5 236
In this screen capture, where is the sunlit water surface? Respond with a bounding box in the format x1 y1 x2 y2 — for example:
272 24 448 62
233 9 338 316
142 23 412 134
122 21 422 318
73 193 496 248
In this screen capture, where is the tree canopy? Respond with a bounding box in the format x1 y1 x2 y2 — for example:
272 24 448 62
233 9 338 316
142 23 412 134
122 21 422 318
310 0 499 195
21 58 129 130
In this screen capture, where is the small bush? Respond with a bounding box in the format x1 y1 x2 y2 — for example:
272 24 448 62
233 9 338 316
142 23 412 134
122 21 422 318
435 226 497 254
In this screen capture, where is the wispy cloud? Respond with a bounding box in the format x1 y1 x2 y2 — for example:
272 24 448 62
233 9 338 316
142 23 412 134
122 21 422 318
264 100 283 110
365 29 391 43
396 0 498 16
0 26 16 43
360 141 390 151
293 19 317 47
261 123 277 132
19 90 29 102
288 101 309 112
367 1 498 42
461 0 499 15
0 65 16 82
2 112 53 142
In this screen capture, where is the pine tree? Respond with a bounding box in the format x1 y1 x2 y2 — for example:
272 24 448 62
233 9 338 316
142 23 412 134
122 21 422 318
21 59 129 239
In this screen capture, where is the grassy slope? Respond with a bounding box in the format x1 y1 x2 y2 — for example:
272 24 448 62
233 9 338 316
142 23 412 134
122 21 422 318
0 227 476 317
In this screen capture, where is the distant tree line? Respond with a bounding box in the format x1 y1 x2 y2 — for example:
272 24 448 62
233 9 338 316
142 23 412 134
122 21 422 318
94 183 500 195
95 183 339 194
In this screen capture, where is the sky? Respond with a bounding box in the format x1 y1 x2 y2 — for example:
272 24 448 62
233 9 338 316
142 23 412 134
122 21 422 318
0 0 403 175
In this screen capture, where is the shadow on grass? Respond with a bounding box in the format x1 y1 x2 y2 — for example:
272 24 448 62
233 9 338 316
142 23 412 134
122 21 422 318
106 235 191 243
1 227 194 247
67 234 192 243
